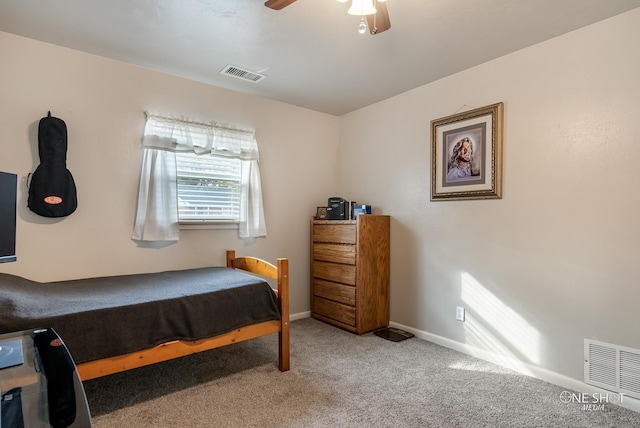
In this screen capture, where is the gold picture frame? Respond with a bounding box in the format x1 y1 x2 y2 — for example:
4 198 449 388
431 102 503 201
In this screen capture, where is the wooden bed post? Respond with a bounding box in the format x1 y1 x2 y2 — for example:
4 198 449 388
226 250 236 268
226 250 290 372
277 257 290 372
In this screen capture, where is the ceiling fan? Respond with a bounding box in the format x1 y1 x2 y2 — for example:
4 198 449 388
264 0 391 35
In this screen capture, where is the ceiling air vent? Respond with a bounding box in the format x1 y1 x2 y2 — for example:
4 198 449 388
220 65 267 83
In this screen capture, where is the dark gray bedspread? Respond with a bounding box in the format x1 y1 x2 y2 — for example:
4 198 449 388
0 267 280 363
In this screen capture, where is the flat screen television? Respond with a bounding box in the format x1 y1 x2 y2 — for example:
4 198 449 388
0 171 17 263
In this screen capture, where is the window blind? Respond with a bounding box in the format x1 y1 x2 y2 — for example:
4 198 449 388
175 152 241 222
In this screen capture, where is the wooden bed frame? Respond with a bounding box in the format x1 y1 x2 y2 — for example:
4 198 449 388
76 250 290 381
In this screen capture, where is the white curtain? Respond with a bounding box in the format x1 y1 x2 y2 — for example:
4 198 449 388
131 113 267 241
240 160 267 238
131 136 179 241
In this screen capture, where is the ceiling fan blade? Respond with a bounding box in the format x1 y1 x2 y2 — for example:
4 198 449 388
367 2 391 35
264 0 297 10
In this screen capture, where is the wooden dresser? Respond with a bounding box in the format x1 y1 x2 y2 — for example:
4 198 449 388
310 215 390 334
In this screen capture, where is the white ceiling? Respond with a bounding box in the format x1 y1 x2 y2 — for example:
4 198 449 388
1 0 639 116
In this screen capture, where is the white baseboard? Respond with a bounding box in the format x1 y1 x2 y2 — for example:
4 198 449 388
291 311 311 321
389 321 640 414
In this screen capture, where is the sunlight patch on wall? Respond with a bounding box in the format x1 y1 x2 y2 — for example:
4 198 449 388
458 312 533 375
461 272 541 368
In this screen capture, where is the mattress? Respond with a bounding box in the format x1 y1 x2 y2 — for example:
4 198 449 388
0 267 280 364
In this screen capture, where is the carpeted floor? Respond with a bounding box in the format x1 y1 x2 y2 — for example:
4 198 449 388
84 318 640 427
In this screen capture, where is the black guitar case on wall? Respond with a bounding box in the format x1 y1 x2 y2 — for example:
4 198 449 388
28 112 77 217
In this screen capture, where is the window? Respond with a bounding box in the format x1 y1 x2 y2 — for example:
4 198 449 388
131 112 266 241
176 152 241 223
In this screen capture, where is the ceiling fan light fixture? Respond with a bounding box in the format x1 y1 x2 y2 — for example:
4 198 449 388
358 17 367 34
348 0 377 16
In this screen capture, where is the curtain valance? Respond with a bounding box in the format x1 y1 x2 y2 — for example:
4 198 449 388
143 112 259 160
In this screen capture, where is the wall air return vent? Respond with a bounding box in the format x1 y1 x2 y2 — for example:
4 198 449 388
220 65 267 83
584 339 640 399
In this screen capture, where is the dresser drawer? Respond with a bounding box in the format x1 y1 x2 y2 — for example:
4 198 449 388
312 224 356 244
313 296 356 327
313 243 356 265
313 261 356 285
313 279 356 306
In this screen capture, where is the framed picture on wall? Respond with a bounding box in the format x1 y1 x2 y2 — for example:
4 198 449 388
430 102 503 201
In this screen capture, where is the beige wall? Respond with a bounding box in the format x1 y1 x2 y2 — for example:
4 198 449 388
338 8 640 400
0 31 339 315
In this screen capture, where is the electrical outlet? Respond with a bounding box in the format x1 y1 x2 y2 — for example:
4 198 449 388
456 306 465 322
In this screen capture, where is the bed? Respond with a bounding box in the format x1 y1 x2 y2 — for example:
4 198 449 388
0 250 290 380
